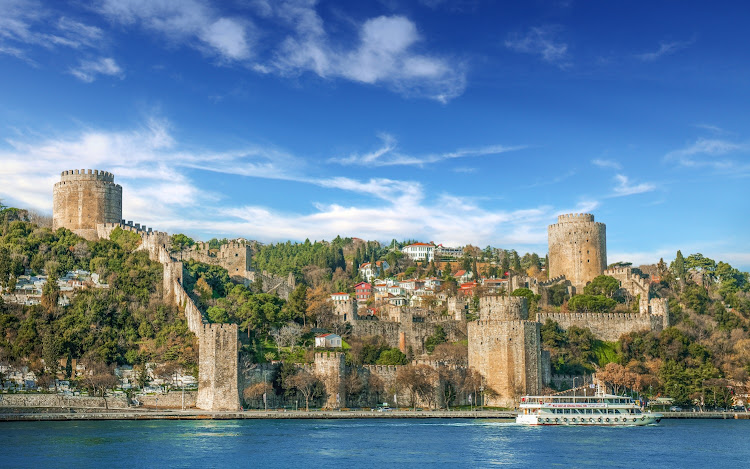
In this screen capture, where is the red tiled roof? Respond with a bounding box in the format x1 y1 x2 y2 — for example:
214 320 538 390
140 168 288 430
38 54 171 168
404 242 434 247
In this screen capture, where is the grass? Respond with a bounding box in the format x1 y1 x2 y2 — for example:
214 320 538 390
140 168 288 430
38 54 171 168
592 340 620 367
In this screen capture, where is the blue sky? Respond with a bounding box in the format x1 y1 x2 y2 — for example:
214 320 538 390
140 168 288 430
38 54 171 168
0 0 748 270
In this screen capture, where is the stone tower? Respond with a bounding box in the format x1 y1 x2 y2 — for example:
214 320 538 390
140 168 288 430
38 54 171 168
53 169 122 241
547 213 606 292
467 297 544 408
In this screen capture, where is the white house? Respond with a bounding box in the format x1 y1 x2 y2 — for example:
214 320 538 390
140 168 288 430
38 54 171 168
434 244 463 259
402 242 435 262
330 292 350 303
358 260 390 281
315 333 342 348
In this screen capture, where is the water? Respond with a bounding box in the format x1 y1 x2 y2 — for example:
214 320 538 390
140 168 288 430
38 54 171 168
1 419 748 468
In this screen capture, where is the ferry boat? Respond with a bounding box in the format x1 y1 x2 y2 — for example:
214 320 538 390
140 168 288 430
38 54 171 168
516 391 662 426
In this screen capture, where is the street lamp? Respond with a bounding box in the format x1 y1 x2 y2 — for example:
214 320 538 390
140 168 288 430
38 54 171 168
573 377 577 398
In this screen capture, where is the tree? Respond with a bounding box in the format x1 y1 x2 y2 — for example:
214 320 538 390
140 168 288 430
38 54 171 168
396 364 438 410
80 360 119 406
583 275 620 298
568 294 617 313
41 274 60 314
671 250 687 279
286 284 308 325
511 288 541 312
376 348 408 365
424 326 447 353
285 370 320 411
170 233 195 252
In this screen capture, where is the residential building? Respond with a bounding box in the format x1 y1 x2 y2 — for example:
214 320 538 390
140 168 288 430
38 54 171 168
315 333 342 348
330 292 350 303
354 282 372 302
453 270 473 283
434 244 463 259
402 242 435 262
358 260 390 281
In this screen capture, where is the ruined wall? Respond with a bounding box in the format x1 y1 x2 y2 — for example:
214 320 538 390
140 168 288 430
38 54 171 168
246 270 296 300
536 311 661 342
53 169 122 241
548 213 607 292
196 323 240 411
604 267 651 304
180 242 253 283
350 314 465 355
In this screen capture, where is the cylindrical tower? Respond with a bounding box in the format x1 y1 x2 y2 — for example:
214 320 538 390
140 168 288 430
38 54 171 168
547 213 606 292
52 169 122 240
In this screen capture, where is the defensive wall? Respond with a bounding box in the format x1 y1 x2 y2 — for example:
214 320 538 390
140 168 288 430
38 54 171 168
468 319 543 408
246 270 297 300
548 213 607 292
536 303 669 342
350 311 465 355
179 242 253 284
53 169 122 241
137 392 197 409
0 394 129 409
467 296 545 408
157 244 240 411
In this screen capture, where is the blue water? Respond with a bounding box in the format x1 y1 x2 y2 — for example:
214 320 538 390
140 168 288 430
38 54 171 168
1 419 747 468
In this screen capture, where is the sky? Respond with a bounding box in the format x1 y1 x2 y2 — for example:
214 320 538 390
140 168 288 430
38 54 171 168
0 0 748 271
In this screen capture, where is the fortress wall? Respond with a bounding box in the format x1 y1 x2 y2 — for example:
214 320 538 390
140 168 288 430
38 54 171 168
468 319 542 408
196 323 240 411
479 296 528 321
536 312 655 342
351 317 465 355
0 394 129 409
137 392 197 409
180 242 254 283
314 352 346 408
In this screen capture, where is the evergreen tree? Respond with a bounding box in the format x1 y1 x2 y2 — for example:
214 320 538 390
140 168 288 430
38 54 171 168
672 250 687 279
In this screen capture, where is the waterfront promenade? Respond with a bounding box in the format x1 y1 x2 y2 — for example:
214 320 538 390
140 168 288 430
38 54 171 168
1 408 748 422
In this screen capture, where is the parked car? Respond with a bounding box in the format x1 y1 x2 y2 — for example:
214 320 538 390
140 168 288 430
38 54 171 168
669 406 682 412
731 406 747 412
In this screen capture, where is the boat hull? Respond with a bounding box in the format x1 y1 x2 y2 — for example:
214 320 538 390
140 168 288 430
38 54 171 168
516 413 662 426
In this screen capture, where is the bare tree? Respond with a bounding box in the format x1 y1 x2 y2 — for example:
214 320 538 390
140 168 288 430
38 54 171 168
345 372 365 407
285 370 319 411
396 364 438 410
80 360 119 408
271 323 304 354
243 382 267 409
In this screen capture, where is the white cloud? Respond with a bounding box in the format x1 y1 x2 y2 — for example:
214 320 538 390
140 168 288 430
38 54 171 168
96 0 252 61
69 57 123 82
666 138 750 174
266 3 465 102
329 133 524 166
0 118 569 250
592 159 622 170
611 174 655 197
505 26 570 68
0 1 106 56
636 40 691 62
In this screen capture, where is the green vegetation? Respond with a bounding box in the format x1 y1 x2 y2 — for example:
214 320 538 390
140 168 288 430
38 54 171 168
567 294 617 313
0 218 197 382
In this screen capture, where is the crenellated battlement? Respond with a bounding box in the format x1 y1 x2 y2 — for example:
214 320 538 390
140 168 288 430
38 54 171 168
478 295 528 320
58 169 115 183
539 275 567 287
98 221 168 237
557 213 595 223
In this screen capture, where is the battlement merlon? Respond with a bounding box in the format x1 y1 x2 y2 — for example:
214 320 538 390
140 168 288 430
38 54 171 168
556 213 595 223
58 169 115 183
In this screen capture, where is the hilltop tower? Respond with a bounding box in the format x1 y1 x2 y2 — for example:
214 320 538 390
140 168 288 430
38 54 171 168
52 169 122 241
548 213 607 292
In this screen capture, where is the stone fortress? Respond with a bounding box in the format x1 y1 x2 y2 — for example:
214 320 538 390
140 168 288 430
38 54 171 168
547 213 607 292
51 170 669 410
53 169 123 241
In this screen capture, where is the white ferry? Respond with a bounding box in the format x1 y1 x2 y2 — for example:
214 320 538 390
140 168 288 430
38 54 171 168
516 392 662 426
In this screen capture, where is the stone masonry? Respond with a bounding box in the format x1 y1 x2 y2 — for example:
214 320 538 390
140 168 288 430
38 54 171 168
467 297 544 408
548 213 607 292
53 169 122 241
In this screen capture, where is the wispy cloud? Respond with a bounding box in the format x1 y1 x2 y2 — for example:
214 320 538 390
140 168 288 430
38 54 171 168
0 118 567 249
0 1 106 57
69 57 123 82
666 138 750 173
611 174 656 197
505 26 570 68
636 39 692 62
96 0 253 61
329 133 525 167
592 159 622 170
